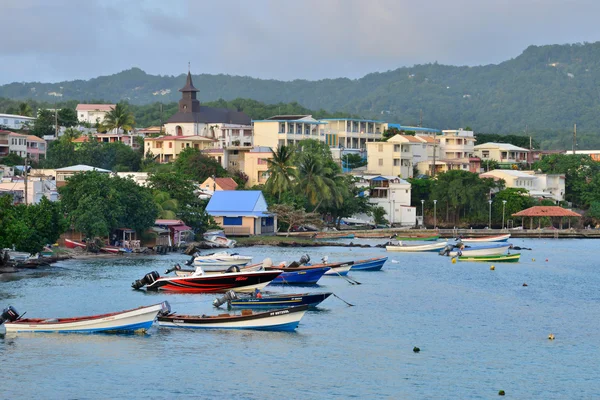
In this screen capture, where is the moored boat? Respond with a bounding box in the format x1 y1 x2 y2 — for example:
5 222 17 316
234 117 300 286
457 234 511 243
191 251 253 271
100 246 125 254
213 290 333 309
0 302 170 334
64 239 86 249
386 241 448 252
394 234 439 241
323 264 353 276
349 257 388 271
455 253 521 263
203 230 237 248
270 266 331 285
131 268 282 293
447 243 512 257
157 305 309 332
315 233 355 240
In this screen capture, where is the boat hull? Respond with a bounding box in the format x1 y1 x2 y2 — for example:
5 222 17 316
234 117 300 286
229 292 332 309
315 233 355 240
270 267 330 285
193 255 253 270
64 239 86 249
147 271 282 293
457 253 521 263
350 257 388 271
449 243 511 257
323 265 352 276
386 242 448 252
459 234 511 243
395 235 439 241
3 302 169 334
157 306 308 332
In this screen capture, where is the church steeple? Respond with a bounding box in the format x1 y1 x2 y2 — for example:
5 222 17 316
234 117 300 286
178 68 200 113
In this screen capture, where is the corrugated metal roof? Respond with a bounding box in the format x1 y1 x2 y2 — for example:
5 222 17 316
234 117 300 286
206 191 269 216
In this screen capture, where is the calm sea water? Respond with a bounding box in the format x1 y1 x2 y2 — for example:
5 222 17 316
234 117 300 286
1 239 599 399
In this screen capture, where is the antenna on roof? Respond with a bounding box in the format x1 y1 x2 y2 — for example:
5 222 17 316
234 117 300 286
188 62 190 73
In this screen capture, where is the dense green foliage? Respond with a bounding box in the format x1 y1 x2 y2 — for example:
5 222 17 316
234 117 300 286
173 148 228 183
4 43 600 147
59 172 158 238
102 102 135 133
0 195 68 253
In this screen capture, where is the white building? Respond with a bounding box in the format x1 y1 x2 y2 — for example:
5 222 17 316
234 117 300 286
479 169 565 202
415 129 480 175
76 104 115 124
474 142 529 166
353 175 416 226
0 113 35 130
0 130 28 158
320 118 386 154
0 178 58 205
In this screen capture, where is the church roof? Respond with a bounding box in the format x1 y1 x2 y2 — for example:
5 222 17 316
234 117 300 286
179 71 199 92
166 106 251 125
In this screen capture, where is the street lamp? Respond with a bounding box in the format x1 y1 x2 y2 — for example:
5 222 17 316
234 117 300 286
421 199 425 227
502 200 507 230
488 200 492 229
433 199 438 229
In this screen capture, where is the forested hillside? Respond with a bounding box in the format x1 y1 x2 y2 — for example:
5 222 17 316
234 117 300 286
3 42 600 148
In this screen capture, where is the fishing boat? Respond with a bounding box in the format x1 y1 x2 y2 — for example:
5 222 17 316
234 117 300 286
447 243 512 257
2 249 32 262
100 246 127 254
349 257 388 271
64 239 86 249
157 305 309 332
455 253 521 263
270 266 331 285
190 252 253 271
354 232 394 239
315 232 355 240
131 268 281 293
0 302 170 334
456 233 511 243
394 233 440 241
386 241 448 252
323 264 353 276
203 230 237 248
213 290 333 309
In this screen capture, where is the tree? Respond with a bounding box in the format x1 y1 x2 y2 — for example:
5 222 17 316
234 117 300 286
31 109 55 137
371 206 389 226
0 153 25 167
174 147 227 182
321 175 371 229
58 108 78 127
269 204 322 236
491 188 536 227
343 153 367 169
382 127 402 141
102 102 135 133
17 102 33 117
265 145 296 201
154 191 179 219
295 152 335 211
42 136 77 168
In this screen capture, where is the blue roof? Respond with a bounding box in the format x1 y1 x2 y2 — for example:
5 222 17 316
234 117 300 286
321 118 385 123
206 191 271 217
252 119 324 125
387 124 441 133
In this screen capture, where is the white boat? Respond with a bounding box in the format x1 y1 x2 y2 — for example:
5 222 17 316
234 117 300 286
448 243 512 257
323 264 352 276
192 252 253 271
457 234 511 243
0 302 170 334
203 230 236 248
157 305 308 332
386 241 448 252
2 249 32 262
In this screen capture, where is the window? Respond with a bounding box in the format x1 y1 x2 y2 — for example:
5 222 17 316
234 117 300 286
279 123 285 133
393 159 400 166
168 142 172 148
379 158 383 166
394 144 400 152
223 217 243 226
378 144 383 152
80 114 84 118
482 150 489 158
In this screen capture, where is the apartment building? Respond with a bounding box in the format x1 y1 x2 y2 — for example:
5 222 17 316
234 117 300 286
474 142 529 166
321 118 386 154
365 135 417 178
252 115 326 149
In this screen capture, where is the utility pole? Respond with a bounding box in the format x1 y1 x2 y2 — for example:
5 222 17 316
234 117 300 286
23 155 28 205
55 106 59 138
572 123 577 154
159 104 163 134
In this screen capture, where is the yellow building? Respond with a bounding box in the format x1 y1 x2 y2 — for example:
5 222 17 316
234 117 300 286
321 118 386 151
252 115 327 149
144 135 216 163
243 147 273 187
366 135 417 178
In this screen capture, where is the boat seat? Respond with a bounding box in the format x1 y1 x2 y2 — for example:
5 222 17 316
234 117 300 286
241 309 253 316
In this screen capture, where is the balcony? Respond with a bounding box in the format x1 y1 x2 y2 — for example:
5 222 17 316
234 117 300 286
0 139 8 145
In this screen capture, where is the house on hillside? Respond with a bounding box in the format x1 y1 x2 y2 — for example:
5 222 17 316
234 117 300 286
206 191 276 236
479 169 565 202
0 113 35 130
76 104 115 124
198 177 238 198
54 164 112 188
353 175 416 226
365 135 417 178
474 142 529 167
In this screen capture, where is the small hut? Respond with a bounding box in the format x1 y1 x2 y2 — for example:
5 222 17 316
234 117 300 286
512 206 582 229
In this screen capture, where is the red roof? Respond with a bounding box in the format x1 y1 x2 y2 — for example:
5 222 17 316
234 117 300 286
512 206 581 217
215 178 238 191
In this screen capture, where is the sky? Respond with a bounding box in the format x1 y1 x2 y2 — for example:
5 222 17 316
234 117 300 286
1 0 600 85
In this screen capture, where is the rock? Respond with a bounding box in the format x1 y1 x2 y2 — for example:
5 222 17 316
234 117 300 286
413 346 420 353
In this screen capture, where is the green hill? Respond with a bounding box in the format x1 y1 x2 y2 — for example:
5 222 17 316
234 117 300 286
2 42 600 148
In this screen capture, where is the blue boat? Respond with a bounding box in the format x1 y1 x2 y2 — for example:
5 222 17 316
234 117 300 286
226 292 333 309
269 267 330 285
350 257 388 271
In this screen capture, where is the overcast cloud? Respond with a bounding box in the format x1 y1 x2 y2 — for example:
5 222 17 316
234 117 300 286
0 0 599 84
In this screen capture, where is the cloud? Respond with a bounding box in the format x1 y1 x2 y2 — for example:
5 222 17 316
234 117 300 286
0 0 599 84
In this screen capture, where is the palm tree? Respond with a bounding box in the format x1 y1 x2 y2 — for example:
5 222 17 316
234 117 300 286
295 153 335 211
265 145 296 201
153 191 179 219
102 102 135 133
18 102 33 117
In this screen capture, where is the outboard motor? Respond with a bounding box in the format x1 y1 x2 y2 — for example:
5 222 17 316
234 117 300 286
213 290 238 308
439 244 455 256
224 265 241 273
0 306 19 325
131 271 160 289
165 264 182 274
299 254 311 265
